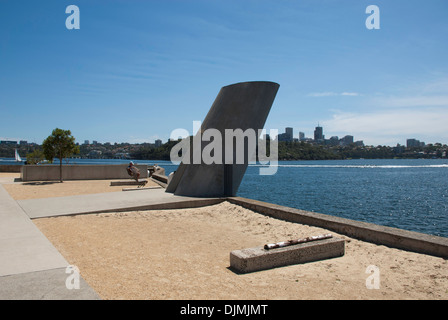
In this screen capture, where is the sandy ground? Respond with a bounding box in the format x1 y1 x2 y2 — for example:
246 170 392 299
34 203 448 300
0 173 160 200
1 173 447 300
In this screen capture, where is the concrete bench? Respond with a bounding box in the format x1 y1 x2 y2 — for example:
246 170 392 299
230 236 345 273
110 180 148 186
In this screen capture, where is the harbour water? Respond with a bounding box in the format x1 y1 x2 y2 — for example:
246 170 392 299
239 159 448 238
2 158 447 238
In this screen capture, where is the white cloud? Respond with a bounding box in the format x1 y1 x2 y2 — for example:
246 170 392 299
322 107 448 146
373 95 448 108
127 135 162 144
0 136 24 142
308 92 360 97
307 92 336 97
310 77 448 145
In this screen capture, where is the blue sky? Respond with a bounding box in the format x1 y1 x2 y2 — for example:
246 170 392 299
1 0 447 146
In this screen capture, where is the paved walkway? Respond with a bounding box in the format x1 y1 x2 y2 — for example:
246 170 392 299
18 188 223 219
0 184 100 299
0 178 222 299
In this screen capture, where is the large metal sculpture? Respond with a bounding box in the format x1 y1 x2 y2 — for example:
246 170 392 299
166 81 279 197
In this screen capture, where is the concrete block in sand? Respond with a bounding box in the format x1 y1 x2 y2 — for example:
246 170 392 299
110 180 148 186
230 236 345 273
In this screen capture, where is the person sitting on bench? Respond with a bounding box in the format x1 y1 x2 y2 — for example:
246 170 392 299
127 161 140 182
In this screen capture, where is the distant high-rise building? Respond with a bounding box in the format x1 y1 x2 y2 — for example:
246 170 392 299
155 139 162 147
299 132 305 141
328 136 339 146
314 125 323 141
340 135 354 146
285 127 293 141
407 138 424 148
278 127 293 142
277 133 289 141
0 140 17 145
84 140 89 145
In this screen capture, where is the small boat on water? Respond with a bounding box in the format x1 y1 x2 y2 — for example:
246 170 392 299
15 149 23 162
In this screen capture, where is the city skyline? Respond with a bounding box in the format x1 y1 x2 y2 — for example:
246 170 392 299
1 1 447 147
1 123 442 148
273 125 439 147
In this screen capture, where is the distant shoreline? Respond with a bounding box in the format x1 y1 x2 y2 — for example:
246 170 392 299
2 140 447 162
2 156 448 165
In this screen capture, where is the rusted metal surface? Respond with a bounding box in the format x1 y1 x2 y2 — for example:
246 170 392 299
264 234 333 250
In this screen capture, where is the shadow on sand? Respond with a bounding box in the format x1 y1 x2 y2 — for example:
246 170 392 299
22 181 61 186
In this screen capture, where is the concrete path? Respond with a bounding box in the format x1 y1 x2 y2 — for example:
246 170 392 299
0 185 100 299
0 185 68 276
0 268 100 300
18 188 223 219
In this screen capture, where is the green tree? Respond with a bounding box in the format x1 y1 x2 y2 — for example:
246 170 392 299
42 128 80 182
26 148 45 165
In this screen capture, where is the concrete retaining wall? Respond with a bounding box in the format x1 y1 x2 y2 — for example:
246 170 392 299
227 197 448 259
21 164 148 181
0 165 22 173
